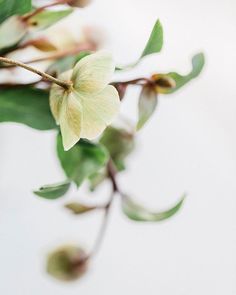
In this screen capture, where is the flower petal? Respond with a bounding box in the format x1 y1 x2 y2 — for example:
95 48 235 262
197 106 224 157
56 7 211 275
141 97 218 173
72 51 115 93
59 91 82 151
78 85 120 139
50 70 73 124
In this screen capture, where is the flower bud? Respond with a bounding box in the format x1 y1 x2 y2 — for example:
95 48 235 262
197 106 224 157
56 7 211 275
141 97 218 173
47 245 88 281
67 0 92 8
151 74 176 93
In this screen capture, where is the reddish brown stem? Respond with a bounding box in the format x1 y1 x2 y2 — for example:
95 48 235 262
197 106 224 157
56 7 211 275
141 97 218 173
22 0 69 21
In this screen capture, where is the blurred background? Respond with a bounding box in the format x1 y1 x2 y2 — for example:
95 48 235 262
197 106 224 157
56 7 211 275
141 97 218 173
0 0 236 294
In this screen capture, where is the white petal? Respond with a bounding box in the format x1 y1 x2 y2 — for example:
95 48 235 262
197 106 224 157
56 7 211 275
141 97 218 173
49 70 73 124
72 51 115 93
59 91 82 151
78 85 120 139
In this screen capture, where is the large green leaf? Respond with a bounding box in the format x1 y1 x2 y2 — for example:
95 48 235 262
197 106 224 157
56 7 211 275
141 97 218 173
0 0 32 24
164 53 205 94
122 195 186 222
0 87 56 130
57 134 109 187
28 8 73 30
34 181 71 200
141 19 163 58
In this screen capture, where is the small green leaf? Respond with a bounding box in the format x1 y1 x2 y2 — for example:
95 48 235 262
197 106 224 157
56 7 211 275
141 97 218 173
28 8 73 30
57 134 109 187
164 53 205 93
0 87 56 130
122 195 186 222
47 52 91 76
141 19 163 58
65 202 97 214
116 19 163 70
47 245 88 281
137 86 158 131
0 0 32 24
0 16 27 49
100 126 135 172
34 181 71 200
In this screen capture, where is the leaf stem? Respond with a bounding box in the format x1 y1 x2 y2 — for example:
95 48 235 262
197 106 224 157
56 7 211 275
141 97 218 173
0 57 72 89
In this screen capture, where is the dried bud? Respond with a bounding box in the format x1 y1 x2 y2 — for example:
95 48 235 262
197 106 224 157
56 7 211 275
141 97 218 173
47 245 88 281
151 74 176 93
67 0 92 8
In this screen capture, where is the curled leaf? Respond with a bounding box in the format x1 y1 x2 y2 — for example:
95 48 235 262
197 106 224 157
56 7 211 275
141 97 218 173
163 53 205 94
65 202 97 214
122 195 186 222
47 245 88 281
34 181 71 200
137 85 158 131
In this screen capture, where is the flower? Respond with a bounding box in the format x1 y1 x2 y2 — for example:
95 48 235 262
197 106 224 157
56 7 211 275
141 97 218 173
50 51 120 151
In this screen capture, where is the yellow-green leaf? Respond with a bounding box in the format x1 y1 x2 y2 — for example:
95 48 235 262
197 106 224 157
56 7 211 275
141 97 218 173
65 202 97 214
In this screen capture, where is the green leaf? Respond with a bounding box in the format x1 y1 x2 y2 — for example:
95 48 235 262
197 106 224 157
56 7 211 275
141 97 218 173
57 134 109 187
164 53 205 94
34 181 71 200
0 16 27 49
0 0 32 24
137 86 158 131
100 126 135 172
0 87 57 130
65 202 97 214
122 195 186 222
116 19 163 70
28 8 73 30
141 19 163 58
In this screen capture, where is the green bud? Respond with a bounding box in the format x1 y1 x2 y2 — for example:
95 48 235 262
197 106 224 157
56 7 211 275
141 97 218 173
47 245 88 281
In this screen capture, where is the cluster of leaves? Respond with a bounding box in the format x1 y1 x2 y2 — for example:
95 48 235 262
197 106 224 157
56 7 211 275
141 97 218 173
0 0 204 282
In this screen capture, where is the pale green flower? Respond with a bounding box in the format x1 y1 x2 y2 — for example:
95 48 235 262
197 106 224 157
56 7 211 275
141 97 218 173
50 51 120 151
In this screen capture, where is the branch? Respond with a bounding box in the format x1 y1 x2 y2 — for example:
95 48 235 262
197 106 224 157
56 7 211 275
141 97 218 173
0 57 72 89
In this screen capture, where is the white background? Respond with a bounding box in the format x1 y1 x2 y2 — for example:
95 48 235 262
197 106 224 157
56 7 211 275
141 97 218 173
0 0 236 294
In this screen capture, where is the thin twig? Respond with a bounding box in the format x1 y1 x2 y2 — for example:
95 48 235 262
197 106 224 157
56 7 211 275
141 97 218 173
89 160 119 258
22 0 69 21
0 57 71 89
